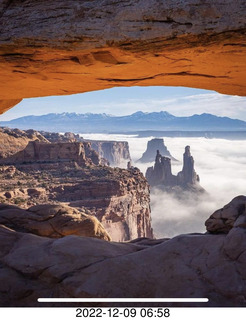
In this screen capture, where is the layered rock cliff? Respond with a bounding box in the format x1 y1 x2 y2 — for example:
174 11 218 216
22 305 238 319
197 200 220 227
0 0 246 114
138 138 177 163
41 131 131 167
88 140 131 167
146 146 202 191
0 128 131 167
1 141 91 166
0 195 246 307
0 127 49 159
0 141 152 241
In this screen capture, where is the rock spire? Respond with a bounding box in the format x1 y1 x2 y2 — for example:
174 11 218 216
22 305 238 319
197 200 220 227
146 146 202 191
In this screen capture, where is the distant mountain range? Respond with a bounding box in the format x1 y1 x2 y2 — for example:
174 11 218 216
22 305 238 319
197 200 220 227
1 111 246 133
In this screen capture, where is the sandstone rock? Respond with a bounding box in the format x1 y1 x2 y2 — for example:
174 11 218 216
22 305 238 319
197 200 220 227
0 0 245 114
138 138 177 163
0 127 48 159
205 195 246 233
177 146 200 186
146 146 203 191
1 198 246 307
40 130 130 166
62 167 153 241
0 141 90 166
0 203 111 241
88 140 131 167
146 151 176 187
0 152 153 241
0 128 110 166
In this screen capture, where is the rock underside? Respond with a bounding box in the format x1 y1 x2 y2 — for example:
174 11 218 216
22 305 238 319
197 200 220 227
0 195 246 307
0 0 246 113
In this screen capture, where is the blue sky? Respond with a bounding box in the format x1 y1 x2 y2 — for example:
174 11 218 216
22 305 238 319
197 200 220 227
1 86 246 121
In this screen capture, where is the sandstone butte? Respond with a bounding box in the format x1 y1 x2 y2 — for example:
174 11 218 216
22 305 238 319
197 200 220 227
0 0 246 114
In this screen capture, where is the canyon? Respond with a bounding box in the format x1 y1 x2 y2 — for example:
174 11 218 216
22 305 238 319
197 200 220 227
0 128 152 242
0 127 131 167
0 0 245 308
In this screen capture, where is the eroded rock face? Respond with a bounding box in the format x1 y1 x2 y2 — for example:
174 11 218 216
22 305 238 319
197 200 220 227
177 145 200 186
0 145 152 241
0 0 246 113
0 127 49 159
89 140 131 167
1 195 246 307
0 126 132 167
146 146 202 191
41 131 131 167
138 138 177 163
205 195 246 233
1 141 91 166
0 203 111 241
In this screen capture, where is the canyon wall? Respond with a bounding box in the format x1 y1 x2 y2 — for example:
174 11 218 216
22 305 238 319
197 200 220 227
89 140 131 167
0 128 131 167
0 0 246 114
0 127 49 158
1 141 90 166
0 140 152 241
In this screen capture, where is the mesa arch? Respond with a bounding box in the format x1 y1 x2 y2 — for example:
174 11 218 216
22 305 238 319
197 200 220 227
0 0 245 114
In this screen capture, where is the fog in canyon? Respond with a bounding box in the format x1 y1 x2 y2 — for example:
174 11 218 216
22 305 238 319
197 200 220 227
82 134 246 238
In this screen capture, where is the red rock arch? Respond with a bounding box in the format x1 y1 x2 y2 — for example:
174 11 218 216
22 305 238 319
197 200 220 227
0 0 245 113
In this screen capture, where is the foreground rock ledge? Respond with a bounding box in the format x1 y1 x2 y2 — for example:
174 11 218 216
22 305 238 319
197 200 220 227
1 224 246 306
0 0 246 113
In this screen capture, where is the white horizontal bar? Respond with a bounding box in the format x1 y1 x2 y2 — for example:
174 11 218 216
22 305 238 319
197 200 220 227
38 298 208 303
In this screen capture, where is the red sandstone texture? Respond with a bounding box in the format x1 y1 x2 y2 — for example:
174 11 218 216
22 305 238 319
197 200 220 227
0 0 246 113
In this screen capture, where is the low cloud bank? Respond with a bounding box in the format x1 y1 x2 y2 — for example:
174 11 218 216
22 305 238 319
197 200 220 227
82 134 246 238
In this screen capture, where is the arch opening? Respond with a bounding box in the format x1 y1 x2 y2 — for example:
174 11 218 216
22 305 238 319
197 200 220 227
1 85 246 238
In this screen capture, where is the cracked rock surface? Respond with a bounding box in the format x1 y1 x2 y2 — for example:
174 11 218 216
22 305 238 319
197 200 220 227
0 203 112 241
205 195 246 233
0 0 246 113
1 196 246 306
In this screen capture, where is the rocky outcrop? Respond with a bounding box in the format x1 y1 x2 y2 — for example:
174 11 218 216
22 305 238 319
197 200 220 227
0 150 152 241
0 127 49 159
48 166 153 242
0 141 91 166
0 203 111 241
1 196 246 307
0 0 246 114
88 140 131 167
138 138 177 163
205 195 246 233
42 131 131 167
146 146 202 191
177 146 200 186
0 128 131 167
